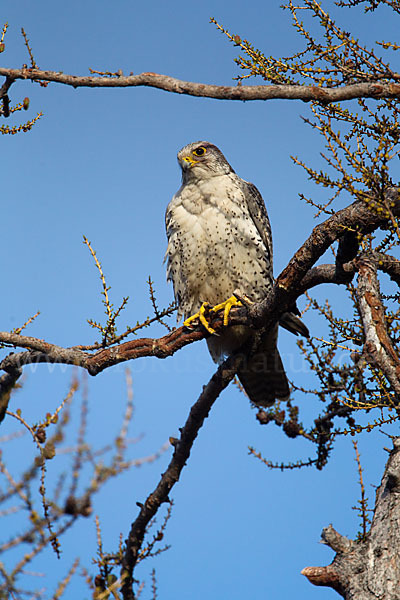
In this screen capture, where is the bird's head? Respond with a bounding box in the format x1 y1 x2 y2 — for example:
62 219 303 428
177 141 234 183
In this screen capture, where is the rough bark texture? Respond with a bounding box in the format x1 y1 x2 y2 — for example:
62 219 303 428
120 351 244 599
303 438 400 599
1 67 400 103
1 190 397 386
356 256 400 396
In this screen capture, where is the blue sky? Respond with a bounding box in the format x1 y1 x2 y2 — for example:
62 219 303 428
1 1 399 599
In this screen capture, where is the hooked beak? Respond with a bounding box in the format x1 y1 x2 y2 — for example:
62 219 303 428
181 155 198 169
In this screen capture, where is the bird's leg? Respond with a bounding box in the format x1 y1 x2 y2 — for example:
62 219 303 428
183 302 217 334
183 292 250 334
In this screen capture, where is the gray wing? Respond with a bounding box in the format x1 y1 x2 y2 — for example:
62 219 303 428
241 180 273 265
164 199 185 319
241 180 309 338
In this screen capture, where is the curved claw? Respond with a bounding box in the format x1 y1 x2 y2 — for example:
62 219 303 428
183 302 217 334
210 295 243 326
183 295 243 335
198 303 217 334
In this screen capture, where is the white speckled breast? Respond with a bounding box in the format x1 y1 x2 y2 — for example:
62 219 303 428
165 172 273 322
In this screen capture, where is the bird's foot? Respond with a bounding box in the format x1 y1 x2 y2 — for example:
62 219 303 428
183 295 244 335
210 295 243 326
183 302 217 334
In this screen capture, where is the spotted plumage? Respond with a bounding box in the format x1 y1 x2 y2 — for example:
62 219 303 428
165 141 307 407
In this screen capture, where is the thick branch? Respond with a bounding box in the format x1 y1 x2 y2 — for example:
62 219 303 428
250 188 400 330
297 250 400 294
1 67 400 103
298 261 356 293
356 255 400 395
374 251 400 287
120 352 243 600
0 191 399 380
303 438 400 599
0 326 212 376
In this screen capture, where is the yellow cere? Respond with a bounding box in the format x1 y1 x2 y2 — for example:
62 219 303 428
183 156 199 165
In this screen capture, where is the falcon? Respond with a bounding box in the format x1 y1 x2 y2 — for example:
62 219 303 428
165 141 308 407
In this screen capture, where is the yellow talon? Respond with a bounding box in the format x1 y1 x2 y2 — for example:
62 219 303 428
183 302 217 334
183 295 243 334
198 303 217 334
210 295 243 326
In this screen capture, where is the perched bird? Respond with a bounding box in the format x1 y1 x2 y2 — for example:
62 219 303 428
165 141 308 407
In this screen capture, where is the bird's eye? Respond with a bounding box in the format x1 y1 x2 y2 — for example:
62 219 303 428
193 147 206 157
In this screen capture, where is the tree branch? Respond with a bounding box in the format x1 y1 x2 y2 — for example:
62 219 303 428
250 188 400 329
0 190 398 384
374 251 400 287
356 254 400 396
0 367 22 423
1 67 400 104
302 438 400 599
0 76 14 116
120 352 244 600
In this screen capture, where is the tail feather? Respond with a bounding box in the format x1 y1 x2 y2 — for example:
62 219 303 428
279 311 309 338
207 324 291 408
237 347 290 407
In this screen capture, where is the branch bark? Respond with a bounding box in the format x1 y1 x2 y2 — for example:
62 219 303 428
249 188 400 330
1 67 400 104
0 190 398 384
120 352 244 600
302 438 400 599
0 367 22 423
356 255 400 396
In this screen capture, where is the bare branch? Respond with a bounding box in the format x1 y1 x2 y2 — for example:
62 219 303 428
0 332 89 370
374 251 400 287
0 190 398 383
0 76 14 116
120 351 244 599
1 67 400 103
250 188 400 329
356 254 400 395
298 262 356 293
0 367 22 423
302 438 400 599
